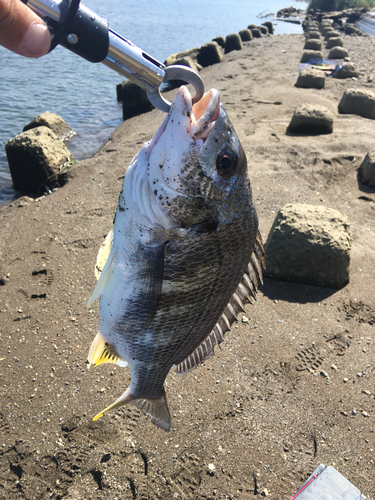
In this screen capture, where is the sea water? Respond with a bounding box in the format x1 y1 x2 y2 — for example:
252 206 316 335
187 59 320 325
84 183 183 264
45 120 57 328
0 0 307 203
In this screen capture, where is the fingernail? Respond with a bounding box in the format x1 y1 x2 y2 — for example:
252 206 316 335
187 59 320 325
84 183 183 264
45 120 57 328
21 23 51 58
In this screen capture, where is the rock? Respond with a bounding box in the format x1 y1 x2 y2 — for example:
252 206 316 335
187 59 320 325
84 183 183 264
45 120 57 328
287 104 333 134
197 42 223 67
307 31 320 39
326 37 344 49
117 81 154 120
338 88 375 119
224 33 243 54
23 111 75 141
258 25 268 35
325 30 341 41
5 126 74 193
251 28 262 39
333 62 359 79
212 36 225 48
247 24 257 30
300 50 324 63
164 47 200 67
239 29 253 42
170 56 200 72
295 68 325 89
328 47 349 59
262 21 274 35
303 39 322 51
358 151 375 187
265 204 351 289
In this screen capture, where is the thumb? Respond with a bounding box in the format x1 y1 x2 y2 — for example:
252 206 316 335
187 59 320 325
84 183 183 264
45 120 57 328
0 0 51 57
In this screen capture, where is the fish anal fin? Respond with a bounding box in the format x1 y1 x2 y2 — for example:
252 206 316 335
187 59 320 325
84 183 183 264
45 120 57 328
87 331 127 369
93 387 171 432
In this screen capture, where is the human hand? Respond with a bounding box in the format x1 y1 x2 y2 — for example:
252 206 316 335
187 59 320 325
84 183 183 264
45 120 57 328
0 0 51 57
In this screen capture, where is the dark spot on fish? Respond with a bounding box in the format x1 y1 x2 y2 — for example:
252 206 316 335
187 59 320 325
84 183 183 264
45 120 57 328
187 111 191 118
154 190 158 195
119 207 125 212
159 164 163 169
105 342 108 346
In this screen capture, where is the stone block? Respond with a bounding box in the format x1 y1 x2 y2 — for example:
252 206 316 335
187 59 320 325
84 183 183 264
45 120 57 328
287 104 333 134
338 88 375 119
300 50 324 63
265 204 351 289
23 111 74 141
328 46 349 59
358 151 375 187
295 68 325 89
239 29 253 42
333 62 359 79
5 126 74 192
304 39 322 51
326 37 344 49
197 42 223 67
225 33 243 54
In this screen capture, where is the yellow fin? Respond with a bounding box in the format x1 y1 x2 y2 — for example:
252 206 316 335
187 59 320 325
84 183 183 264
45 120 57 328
95 229 114 281
87 249 114 308
87 331 127 369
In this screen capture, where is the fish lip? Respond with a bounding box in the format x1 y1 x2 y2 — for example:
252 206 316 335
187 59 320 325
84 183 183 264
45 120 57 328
191 88 221 139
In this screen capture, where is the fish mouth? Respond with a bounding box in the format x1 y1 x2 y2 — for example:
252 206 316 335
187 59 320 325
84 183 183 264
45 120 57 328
190 88 221 142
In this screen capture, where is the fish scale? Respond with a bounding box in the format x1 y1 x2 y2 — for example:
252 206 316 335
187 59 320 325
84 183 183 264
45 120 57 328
86 86 264 431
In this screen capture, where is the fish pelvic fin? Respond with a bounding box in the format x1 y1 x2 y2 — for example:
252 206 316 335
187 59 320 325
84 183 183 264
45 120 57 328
93 387 171 432
95 230 114 281
87 331 127 369
87 250 115 308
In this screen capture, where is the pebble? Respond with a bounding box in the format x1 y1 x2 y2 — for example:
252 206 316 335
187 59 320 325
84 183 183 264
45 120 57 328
331 364 338 371
362 412 370 418
261 489 270 497
343 378 349 383
242 315 249 324
208 463 216 475
320 370 329 379
363 390 371 396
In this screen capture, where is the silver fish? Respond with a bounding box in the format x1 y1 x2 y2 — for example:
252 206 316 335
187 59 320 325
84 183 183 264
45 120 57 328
86 86 265 431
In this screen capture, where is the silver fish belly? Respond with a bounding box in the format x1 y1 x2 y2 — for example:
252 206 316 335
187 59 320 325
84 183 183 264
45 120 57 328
87 86 265 431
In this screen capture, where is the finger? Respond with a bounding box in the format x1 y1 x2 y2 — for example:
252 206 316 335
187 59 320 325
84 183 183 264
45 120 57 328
0 0 51 57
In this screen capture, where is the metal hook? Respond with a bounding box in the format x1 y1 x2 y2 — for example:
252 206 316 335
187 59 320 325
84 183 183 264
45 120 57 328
147 65 205 113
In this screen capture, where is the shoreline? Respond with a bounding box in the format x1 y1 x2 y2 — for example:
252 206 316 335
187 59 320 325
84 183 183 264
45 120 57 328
1 32 375 498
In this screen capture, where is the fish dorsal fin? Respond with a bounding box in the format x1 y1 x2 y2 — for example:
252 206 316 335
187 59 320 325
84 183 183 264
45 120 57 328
87 331 128 369
95 230 114 280
174 230 265 375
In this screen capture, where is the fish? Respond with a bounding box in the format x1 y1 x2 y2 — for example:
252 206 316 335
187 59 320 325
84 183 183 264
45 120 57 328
86 85 265 432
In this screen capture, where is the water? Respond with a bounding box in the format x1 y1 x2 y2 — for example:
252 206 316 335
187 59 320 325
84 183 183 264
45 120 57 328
0 0 306 203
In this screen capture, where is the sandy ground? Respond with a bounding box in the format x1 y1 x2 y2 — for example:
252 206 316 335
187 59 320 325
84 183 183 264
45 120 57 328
1 32 375 499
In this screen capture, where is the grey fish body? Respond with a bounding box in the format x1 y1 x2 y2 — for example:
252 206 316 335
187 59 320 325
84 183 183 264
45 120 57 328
87 87 264 431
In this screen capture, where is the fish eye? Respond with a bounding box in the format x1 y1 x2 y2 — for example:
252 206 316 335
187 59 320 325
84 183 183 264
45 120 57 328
216 149 238 177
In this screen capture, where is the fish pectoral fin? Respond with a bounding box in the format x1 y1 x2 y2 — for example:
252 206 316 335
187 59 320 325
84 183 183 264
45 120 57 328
95 229 114 281
87 331 127 369
134 239 165 324
87 251 115 308
94 387 171 432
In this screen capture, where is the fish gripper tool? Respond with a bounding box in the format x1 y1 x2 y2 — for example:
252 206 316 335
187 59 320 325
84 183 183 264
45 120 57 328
22 0 205 112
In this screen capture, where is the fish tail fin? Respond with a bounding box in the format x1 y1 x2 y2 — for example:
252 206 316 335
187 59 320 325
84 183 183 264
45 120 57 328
133 388 171 432
93 386 171 432
87 331 128 369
